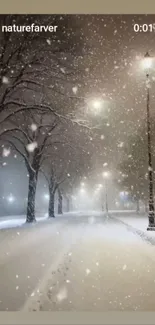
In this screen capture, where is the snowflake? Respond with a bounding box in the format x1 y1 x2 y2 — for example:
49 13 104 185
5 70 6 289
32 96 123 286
103 162 108 167
67 173 70 177
26 142 38 152
46 39 51 45
100 135 105 140
86 268 91 275
16 275 19 278
60 67 66 74
16 286 19 290
72 86 78 94
123 264 127 270
2 162 7 166
2 148 11 157
148 166 153 171
2 76 9 84
117 142 124 148
30 124 37 132
96 262 99 266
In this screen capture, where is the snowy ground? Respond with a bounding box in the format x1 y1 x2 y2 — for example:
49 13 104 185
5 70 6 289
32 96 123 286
114 213 155 242
1 211 155 311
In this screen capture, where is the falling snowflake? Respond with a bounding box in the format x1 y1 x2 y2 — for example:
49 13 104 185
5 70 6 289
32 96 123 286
66 280 70 283
103 162 108 167
26 142 38 152
30 124 37 132
148 166 153 171
96 262 99 266
56 287 68 302
117 142 124 148
67 173 70 177
2 76 9 84
16 275 19 278
100 135 105 140
123 264 127 270
86 268 91 275
2 148 11 157
72 86 78 94
60 67 66 74
16 286 19 290
46 39 51 45
2 162 7 166
31 292 35 297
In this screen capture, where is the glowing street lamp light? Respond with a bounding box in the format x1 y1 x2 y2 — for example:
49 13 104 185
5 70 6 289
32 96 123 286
142 52 155 230
102 171 110 179
7 195 15 203
87 98 104 116
141 52 153 71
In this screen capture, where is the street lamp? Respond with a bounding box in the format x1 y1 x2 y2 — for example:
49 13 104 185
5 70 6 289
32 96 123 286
143 52 155 230
102 171 110 214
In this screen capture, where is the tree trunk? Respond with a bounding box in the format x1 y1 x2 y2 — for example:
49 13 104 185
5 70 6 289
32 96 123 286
26 171 37 223
136 199 140 213
66 196 70 212
58 188 63 215
48 191 55 218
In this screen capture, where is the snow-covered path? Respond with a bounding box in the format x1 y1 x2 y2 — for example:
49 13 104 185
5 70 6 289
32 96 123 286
1 212 155 311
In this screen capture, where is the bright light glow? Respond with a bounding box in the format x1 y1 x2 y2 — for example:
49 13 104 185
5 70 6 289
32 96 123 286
7 195 15 203
87 98 104 115
81 182 85 187
141 57 153 70
92 99 102 110
120 191 129 198
80 188 85 194
44 193 49 200
102 171 110 178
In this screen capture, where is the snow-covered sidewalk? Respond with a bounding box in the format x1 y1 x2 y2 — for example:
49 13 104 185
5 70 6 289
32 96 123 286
114 214 155 241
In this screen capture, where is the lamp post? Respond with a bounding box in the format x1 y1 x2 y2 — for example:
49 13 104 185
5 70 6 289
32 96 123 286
143 52 155 230
102 171 110 215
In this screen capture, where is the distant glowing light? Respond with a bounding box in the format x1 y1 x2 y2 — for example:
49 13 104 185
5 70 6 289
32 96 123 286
102 171 110 178
44 193 49 200
7 195 15 203
80 188 85 194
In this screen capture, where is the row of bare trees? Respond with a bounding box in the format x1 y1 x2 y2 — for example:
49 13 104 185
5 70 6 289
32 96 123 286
0 15 93 222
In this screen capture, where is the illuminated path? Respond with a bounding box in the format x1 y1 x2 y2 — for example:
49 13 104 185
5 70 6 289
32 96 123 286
1 212 155 311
